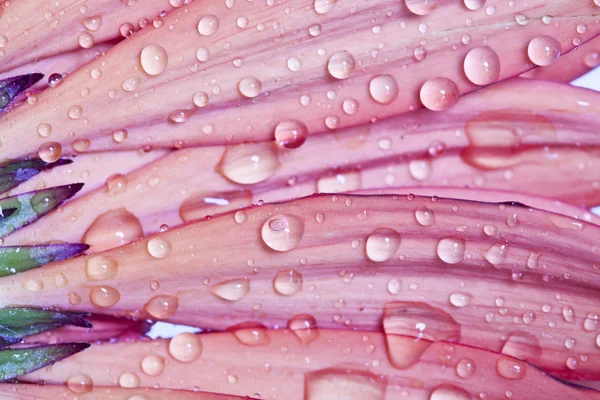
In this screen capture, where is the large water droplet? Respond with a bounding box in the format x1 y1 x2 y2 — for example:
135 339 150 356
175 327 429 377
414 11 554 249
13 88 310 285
86 255 118 281
317 171 361 193
449 292 471 307
218 143 279 184
273 269 303 296
22 280 44 292
463 46 501 86
209 278 250 301
496 355 526 379
238 76 262 98
83 208 143 252
314 0 337 14
147 237 172 259
420 77 459 111
119 372 140 388
583 312 599 331
179 190 252 223
82 15 102 31
436 238 466 264
89 285 120 307
527 36 561 66
429 384 471 400
140 44 168 76
562 305 576 323
327 51 356 79
455 358 475 378
383 302 460 369
305 368 386 399
463 0 485 10
274 120 308 149
169 333 202 362
405 0 438 15
230 322 270 346
483 243 508 266
38 142 62 163
144 295 179 318
501 331 541 363
365 228 401 262
289 314 320 343
197 15 219 35
369 75 399 104
408 159 432 181
415 207 435 226
261 214 305 252
67 374 93 393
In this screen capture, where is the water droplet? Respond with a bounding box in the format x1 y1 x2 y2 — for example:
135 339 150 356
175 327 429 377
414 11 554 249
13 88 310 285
198 15 219 36
140 44 168 76
365 228 401 262
420 77 459 111
69 292 82 305
562 305 576 323
237 76 262 98
82 15 102 31
112 129 128 143
144 295 179 318
289 314 320 343
86 255 118 281
463 46 501 86
305 368 386 399
384 302 460 369
68 105 83 120
501 332 541 363
327 51 356 79
209 278 250 301
169 109 194 123
483 243 508 266
449 292 471 307
37 123 52 138
67 375 93 393
78 32 95 48
413 46 427 61
463 0 485 10
566 356 578 370
261 214 305 252
273 269 303 296
231 322 270 346
106 174 128 196
119 372 140 388
22 279 44 292
387 278 402 294
193 92 209 108
369 75 399 104
274 120 308 149
436 238 466 264
121 76 141 92
314 0 336 14
317 171 361 193
234 210 248 224
342 99 359 115
141 355 165 376
147 237 172 259
526 252 540 269
236 16 248 28
430 384 471 400
456 358 475 378
89 285 120 307
287 56 302 72
47 73 63 88
83 208 143 251
119 22 135 37
496 355 526 379
53 273 69 288
219 143 279 184
179 190 252 223
308 24 322 36
415 207 435 226
483 225 497 236
405 0 438 15
583 313 599 331
38 142 62 163
169 333 202 362
528 36 561 66
408 159 432 181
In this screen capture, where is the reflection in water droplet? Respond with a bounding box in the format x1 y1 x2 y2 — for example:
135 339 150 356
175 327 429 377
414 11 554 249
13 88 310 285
369 75 399 104
82 15 102 31
275 120 308 149
289 314 320 344
501 331 541 363
219 143 279 184
180 190 252 223
144 295 179 318
119 372 140 388
583 313 599 332
562 305 576 323
273 269 303 296
463 0 485 11
261 214 305 252
420 77 459 111
140 44 168 76
463 46 501 86
408 159 432 181
365 228 401 262
528 36 561 66
387 278 402 294
38 142 62 163
483 243 508 266
83 208 143 251
169 332 202 362
22 279 44 292
209 278 250 301
436 238 466 264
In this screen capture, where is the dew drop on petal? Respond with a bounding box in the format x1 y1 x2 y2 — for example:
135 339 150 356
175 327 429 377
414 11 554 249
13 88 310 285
231 323 270 346
463 0 485 10
583 313 599 332
408 159 432 181
436 238 466 264
365 228 401 262
67 375 93 394
327 51 356 79
82 15 102 31
140 44 168 76
144 295 179 318
496 356 526 379
261 214 305 252
147 237 172 259
289 314 320 343
238 76 262 98
430 384 471 400
168 333 202 362
314 0 336 14
83 208 143 251
141 355 165 376
527 36 561 66
449 292 472 307
38 142 62 163
415 207 435 226
404 0 438 15
387 278 402 294
89 286 120 307
78 32 95 48
86 255 118 281
274 120 308 149
198 15 219 36
463 46 501 85
273 269 303 296
456 358 475 378
219 143 279 184
420 77 459 111
119 372 140 388
342 99 359 115
369 75 399 104
209 278 250 301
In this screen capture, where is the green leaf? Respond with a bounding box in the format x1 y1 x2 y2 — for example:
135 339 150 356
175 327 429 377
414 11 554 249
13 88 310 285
0 158 71 176
0 243 89 277
0 308 91 348
0 73 44 113
0 184 83 237
0 343 90 381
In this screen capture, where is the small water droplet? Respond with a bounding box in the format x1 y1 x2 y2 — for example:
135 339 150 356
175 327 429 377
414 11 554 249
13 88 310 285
463 0 485 10
430 384 471 400
119 372 140 388
273 269 303 296
365 228 401 262
86 255 118 281
274 120 308 149
83 208 143 251
147 237 172 259
197 15 220 36
219 143 279 184
82 15 102 31
169 333 202 362
261 214 305 252
140 44 168 76
141 355 165 376
78 32 95 48
209 278 250 301
583 313 599 332
38 142 62 163
496 355 526 379
456 358 475 378
414 207 435 226
404 0 438 15
436 238 466 264
314 0 336 14
369 75 399 104
67 375 93 393
289 314 320 343
231 322 270 346
89 285 120 307
387 278 402 294
327 51 356 79
22 279 44 292
483 243 508 266
408 159 432 181
144 295 179 318
420 77 459 111
562 305 576 323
